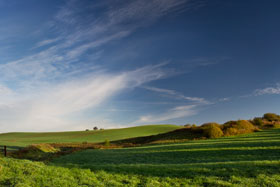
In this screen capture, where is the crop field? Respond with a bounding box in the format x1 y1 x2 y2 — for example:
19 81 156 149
0 125 180 148
1 128 280 186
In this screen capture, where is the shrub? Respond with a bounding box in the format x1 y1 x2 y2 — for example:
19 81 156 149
222 120 255 135
203 125 224 138
224 127 238 136
104 139 110 147
184 124 192 128
252 117 264 126
263 113 280 122
201 122 220 129
236 120 255 131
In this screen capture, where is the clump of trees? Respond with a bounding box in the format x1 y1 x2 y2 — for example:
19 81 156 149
251 113 280 128
193 120 260 139
252 117 264 126
85 127 105 131
201 123 224 138
222 120 257 136
184 124 196 128
263 113 280 122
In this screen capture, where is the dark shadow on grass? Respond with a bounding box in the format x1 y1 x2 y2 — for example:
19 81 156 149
47 129 280 178
0 145 23 152
50 144 280 178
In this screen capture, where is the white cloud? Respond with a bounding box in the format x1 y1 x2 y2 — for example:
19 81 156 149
143 86 209 104
34 38 61 48
254 84 280 96
0 0 206 132
0 65 166 132
218 97 230 102
0 84 13 96
134 105 197 124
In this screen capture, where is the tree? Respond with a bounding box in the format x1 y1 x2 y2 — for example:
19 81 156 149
203 126 224 138
93 126 98 131
184 124 192 128
263 113 280 122
253 117 264 126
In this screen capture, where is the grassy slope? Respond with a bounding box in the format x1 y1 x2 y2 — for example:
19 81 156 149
0 125 180 147
51 128 280 186
113 127 204 144
1 129 280 186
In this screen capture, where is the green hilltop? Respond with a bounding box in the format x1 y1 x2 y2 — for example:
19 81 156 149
0 124 180 147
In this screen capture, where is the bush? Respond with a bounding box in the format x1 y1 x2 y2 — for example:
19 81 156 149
222 120 255 135
203 125 224 138
252 117 264 126
104 139 110 147
184 124 192 128
236 120 255 131
201 122 220 129
224 127 238 136
263 113 280 122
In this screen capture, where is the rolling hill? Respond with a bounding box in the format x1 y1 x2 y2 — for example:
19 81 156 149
0 124 181 147
1 128 280 186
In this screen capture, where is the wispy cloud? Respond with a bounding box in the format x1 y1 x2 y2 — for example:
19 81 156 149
134 85 210 125
254 83 280 96
218 97 230 102
143 86 209 104
191 57 230 67
134 105 197 124
0 65 166 132
1 0 196 87
0 84 13 96
0 0 205 132
34 38 61 48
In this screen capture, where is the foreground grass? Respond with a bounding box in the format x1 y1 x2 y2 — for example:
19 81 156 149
1 157 280 187
51 128 280 186
0 125 180 148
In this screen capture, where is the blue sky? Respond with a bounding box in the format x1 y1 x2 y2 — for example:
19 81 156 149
0 0 279 132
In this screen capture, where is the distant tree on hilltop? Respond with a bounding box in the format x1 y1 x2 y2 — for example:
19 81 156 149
263 113 280 122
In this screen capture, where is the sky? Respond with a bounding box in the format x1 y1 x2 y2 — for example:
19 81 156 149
0 0 279 132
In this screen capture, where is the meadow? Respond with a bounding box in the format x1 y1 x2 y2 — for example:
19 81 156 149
1 128 280 186
0 125 180 148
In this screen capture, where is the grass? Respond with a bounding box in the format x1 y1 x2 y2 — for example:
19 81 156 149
0 124 180 148
50 128 280 186
1 128 280 186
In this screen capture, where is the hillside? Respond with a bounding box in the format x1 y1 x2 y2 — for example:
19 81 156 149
51 128 280 186
0 124 180 147
1 128 280 186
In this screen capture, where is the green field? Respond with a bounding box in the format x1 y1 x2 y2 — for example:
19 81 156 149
1 128 280 186
0 125 180 147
